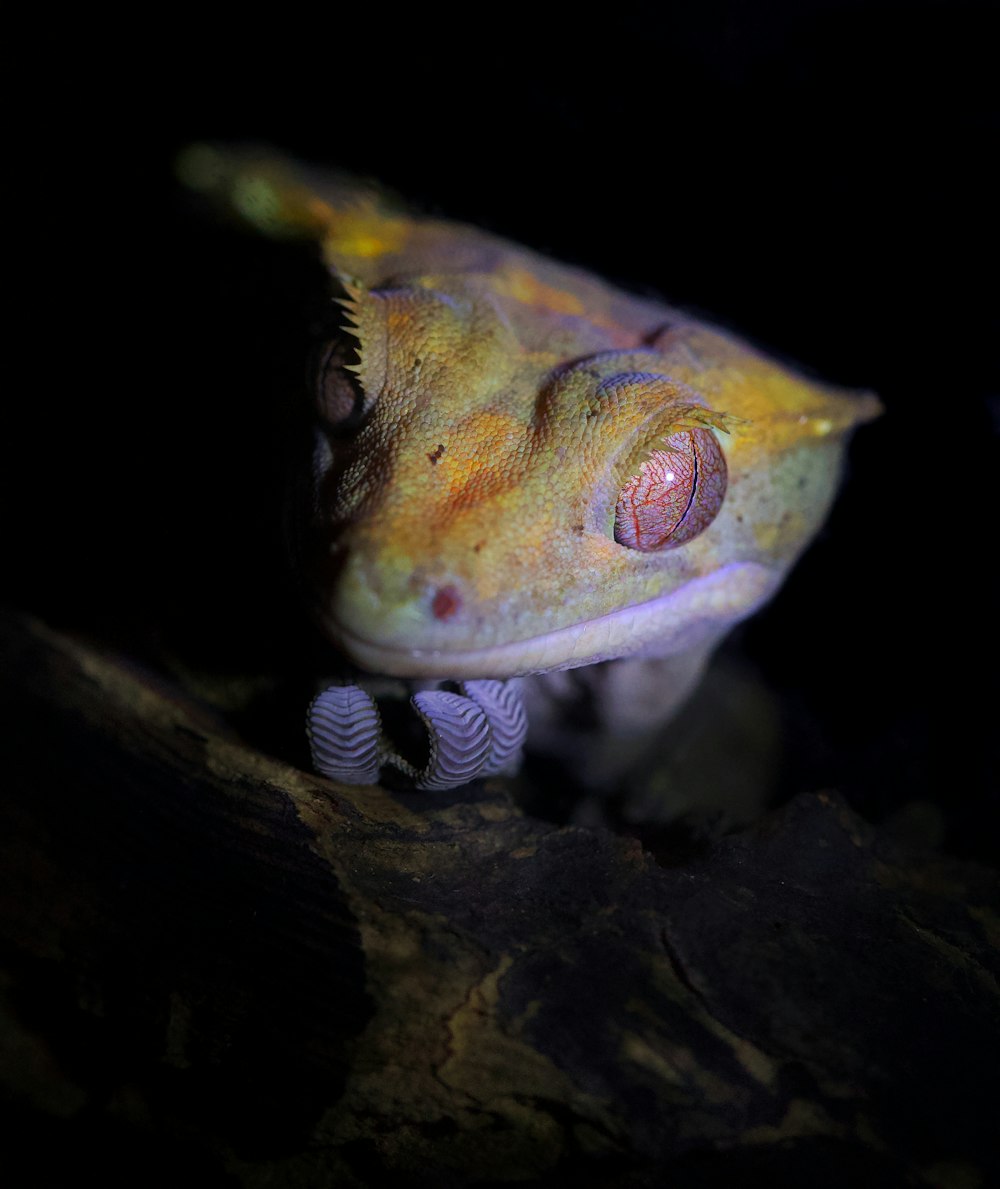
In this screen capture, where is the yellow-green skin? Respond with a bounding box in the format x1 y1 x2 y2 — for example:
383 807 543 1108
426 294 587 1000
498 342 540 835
183 147 879 688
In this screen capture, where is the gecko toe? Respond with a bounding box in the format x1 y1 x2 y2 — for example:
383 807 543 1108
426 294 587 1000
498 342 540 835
410 690 492 790
307 684 382 784
460 679 527 775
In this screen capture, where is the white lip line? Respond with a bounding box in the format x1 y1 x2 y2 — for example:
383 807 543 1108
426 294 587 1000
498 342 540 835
326 561 775 672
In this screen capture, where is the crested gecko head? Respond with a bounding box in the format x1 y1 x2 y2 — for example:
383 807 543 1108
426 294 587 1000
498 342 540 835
184 147 879 685
302 278 878 684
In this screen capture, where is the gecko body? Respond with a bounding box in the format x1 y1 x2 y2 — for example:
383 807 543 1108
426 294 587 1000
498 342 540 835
182 147 879 792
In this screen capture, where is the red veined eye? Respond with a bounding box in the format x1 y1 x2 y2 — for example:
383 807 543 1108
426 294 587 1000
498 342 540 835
614 428 727 551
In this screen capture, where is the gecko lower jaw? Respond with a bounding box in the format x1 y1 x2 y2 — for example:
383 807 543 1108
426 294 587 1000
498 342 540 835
321 562 778 681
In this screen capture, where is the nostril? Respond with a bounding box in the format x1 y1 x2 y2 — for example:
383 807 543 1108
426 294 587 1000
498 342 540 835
431 585 463 621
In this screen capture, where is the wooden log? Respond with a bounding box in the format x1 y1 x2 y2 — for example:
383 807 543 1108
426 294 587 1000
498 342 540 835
1 611 997 1187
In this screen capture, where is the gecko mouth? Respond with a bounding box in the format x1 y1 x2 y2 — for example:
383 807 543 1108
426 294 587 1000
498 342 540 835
323 561 777 680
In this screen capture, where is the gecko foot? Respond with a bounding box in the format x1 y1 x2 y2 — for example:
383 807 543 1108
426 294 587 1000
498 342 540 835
307 678 527 790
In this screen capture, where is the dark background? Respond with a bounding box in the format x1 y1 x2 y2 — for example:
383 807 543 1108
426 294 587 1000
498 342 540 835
13 1 997 858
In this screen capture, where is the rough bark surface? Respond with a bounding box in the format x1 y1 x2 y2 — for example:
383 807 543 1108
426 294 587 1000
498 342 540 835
1 612 997 1188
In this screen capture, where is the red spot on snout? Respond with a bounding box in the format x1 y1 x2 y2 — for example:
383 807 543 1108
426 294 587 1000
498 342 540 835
432 585 462 621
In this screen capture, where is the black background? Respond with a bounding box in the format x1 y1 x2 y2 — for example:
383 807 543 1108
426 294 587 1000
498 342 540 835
13 1 997 858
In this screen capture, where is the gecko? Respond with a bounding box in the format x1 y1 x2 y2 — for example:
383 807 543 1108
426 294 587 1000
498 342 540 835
180 146 880 794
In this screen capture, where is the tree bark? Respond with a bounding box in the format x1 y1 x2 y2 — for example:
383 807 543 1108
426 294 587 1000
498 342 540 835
1 611 997 1187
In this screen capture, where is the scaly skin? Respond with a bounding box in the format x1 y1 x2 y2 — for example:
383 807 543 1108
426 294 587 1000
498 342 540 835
181 146 879 787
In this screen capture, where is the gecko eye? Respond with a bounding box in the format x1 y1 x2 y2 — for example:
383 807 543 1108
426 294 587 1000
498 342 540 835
313 335 365 428
614 428 727 551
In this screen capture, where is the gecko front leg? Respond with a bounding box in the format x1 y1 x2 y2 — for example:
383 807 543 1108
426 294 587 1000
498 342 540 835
307 678 527 790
